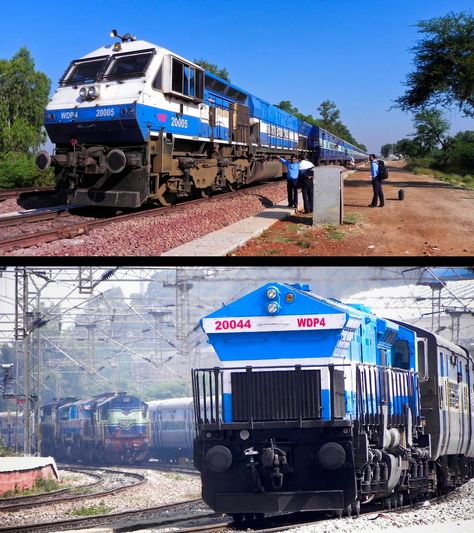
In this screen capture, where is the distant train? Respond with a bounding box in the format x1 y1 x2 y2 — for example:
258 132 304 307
2 395 196 465
0 411 35 453
40 392 150 463
36 30 368 208
192 282 474 521
148 397 194 462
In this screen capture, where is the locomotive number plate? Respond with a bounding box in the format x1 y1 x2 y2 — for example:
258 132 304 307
202 314 346 333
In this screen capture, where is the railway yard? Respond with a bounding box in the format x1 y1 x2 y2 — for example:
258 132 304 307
1 464 474 533
0 161 472 256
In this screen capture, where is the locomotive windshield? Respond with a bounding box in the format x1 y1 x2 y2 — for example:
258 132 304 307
105 51 154 80
61 57 109 85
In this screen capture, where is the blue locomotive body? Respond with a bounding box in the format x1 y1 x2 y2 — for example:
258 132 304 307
37 35 367 208
192 283 473 520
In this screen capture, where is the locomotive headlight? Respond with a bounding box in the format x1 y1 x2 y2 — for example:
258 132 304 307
267 302 280 314
79 87 88 99
87 85 100 99
266 287 279 300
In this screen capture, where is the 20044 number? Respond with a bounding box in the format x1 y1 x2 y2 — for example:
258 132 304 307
215 319 252 331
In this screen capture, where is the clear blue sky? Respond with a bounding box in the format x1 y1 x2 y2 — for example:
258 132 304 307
1 0 472 153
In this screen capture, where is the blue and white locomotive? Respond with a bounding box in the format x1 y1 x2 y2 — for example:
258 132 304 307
36 31 367 208
192 282 474 521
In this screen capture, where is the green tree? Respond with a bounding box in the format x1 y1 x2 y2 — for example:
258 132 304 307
395 11 474 117
194 58 230 81
0 48 50 154
412 108 451 155
436 130 474 174
0 48 51 188
394 138 422 158
276 100 300 116
317 99 341 127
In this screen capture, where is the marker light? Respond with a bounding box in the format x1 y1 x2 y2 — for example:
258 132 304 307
113 42 122 52
267 302 280 314
266 287 279 299
285 292 295 303
240 430 250 441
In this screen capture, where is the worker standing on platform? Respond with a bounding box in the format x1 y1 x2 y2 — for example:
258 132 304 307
279 155 300 209
298 157 315 214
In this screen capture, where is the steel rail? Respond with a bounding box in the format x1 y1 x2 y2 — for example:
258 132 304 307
0 187 55 201
0 180 284 253
0 497 206 533
0 467 145 512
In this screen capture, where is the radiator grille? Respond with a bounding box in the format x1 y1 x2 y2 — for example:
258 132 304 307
231 369 321 421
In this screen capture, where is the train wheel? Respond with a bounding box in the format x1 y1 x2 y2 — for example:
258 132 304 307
351 499 360 517
200 187 212 198
397 493 404 508
334 509 343 518
344 503 352 516
231 514 244 524
385 496 392 510
226 180 236 192
391 494 397 509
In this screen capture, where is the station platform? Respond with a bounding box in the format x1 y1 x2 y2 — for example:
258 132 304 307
0 456 59 495
162 197 295 256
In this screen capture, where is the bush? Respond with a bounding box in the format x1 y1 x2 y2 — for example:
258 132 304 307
0 152 53 189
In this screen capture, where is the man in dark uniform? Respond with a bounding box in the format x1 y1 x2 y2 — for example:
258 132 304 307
368 153 384 207
299 157 315 213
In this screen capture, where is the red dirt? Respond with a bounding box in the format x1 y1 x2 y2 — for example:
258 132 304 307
231 162 474 257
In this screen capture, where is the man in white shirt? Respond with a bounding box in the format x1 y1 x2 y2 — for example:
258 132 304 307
299 157 315 214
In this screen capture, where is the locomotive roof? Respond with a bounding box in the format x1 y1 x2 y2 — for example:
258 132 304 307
392 319 470 357
79 39 203 70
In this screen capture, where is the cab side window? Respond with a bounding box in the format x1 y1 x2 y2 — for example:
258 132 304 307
171 58 203 101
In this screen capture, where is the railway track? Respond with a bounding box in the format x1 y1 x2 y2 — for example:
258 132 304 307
0 180 282 254
0 497 211 533
0 186 55 201
0 205 75 228
0 467 145 512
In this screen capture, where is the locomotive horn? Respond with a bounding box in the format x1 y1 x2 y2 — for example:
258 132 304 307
106 149 127 174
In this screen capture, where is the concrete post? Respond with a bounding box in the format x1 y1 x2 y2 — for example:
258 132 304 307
312 166 346 225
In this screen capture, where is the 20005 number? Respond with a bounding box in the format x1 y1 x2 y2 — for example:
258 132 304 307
96 108 115 117
171 117 188 128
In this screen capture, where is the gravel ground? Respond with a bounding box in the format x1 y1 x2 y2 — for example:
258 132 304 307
3 181 286 256
0 467 201 528
0 192 62 215
284 479 474 533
